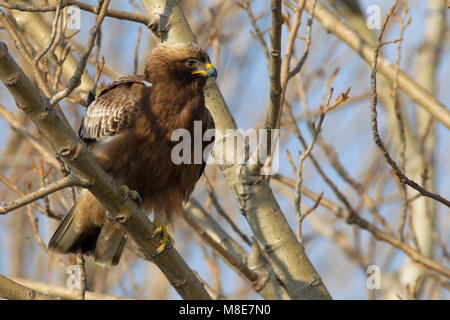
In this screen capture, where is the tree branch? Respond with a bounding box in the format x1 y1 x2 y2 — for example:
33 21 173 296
6 0 94 99
0 174 85 215
0 104 60 169
264 0 283 131
301 0 450 129
49 0 110 106
0 0 152 26
9 276 134 300
184 198 289 300
370 2 450 209
0 275 57 300
274 171 450 278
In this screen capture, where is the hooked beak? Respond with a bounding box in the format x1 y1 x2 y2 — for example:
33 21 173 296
192 63 218 79
206 63 217 79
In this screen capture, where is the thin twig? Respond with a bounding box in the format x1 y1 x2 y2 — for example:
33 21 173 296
277 0 306 131
0 0 150 26
134 27 142 75
34 0 64 69
0 174 84 215
50 0 110 106
75 253 86 300
288 0 317 80
393 3 411 241
264 0 283 131
0 105 60 169
293 88 349 241
203 175 252 246
121 256 144 299
274 173 450 277
370 0 450 209
25 203 67 270
298 192 323 243
239 0 270 63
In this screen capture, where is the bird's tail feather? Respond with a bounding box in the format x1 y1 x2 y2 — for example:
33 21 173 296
48 203 101 254
48 198 126 267
94 221 127 267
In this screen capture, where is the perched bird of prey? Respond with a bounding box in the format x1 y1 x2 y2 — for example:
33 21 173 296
49 42 217 266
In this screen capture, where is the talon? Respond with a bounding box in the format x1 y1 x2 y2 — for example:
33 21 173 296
150 224 163 239
166 240 174 250
120 185 143 207
149 222 173 257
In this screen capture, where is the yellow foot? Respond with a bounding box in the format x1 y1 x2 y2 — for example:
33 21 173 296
150 222 174 257
120 185 143 207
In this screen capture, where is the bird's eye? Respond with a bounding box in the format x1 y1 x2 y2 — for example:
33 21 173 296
184 59 198 68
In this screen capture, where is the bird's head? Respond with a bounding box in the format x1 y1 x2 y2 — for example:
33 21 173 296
145 42 217 85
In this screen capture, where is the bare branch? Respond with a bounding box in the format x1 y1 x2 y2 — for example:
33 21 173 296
274 173 450 278
264 0 283 131
0 104 60 169
75 253 86 300
49 0 110 106
0 0 151 26
369 1 450 209
288 0 316 80
240 0 270 63
34 0 64 68
184 199 288 300
0 174 85 215
9 277 133 300
0 275 57 300
203 175 252 246
392 4 411 241
301 0 450 129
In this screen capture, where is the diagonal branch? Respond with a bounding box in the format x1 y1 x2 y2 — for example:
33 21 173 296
49 0 110 106
203 175 252 246
301 0 450 129
287 0 316 80
0 174 85 215
240 0 270 64
274 173 450 278
33 0 63 68
0 104 60 169
184 199 288 300
370 2 450 209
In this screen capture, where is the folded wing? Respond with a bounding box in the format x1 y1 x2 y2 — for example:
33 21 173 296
79 76 152 143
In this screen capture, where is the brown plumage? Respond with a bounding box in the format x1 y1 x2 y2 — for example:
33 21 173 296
49 42 216 266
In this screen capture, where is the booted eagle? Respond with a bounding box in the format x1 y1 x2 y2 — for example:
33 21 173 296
49 42 217 266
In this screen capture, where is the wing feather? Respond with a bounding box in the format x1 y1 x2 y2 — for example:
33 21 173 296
79 76 151 142
197 108 215 182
